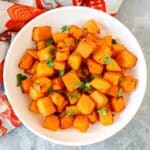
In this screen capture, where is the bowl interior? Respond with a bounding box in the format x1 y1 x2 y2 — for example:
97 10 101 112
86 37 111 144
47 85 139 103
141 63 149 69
4 7 147 146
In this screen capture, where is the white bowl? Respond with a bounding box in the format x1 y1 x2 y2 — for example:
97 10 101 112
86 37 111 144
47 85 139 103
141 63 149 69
4 7 147 146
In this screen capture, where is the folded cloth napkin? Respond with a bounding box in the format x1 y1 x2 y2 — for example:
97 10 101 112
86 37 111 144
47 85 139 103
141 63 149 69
0 0 124 136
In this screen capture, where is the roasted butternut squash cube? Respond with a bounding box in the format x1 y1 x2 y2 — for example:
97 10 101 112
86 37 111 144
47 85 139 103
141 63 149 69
54 60 65 70
27 49 38 59
57 100 68 113
93 45 112 64
87 58 103 74
98 108 113 125
103 72 121 86
103 35 112 47
87 112 98 124
116 50 137 68
76 38 96 58
77 94 95 115
106 86 119 97
21 79 33 93
112 44 124 57
67 90 80 105
66 105 80 115
29 83 44 100
34 77 51 93
64 37 76 50
90 78 112 93
106 59 121 71
69 25 83 40
83 19 100 34
50 92 64 107
56 51 69 61
36 41 46 50
68 52 82 70
111 97 125 113
43 115 59 131
57 41 69 52
36 62 54 77
25 61 38 75
60 116 74 129
19 53 34 70
73 115 89 132
32 26 52 42
52 78 64 90
37 97 56 116
37 45 55 61
52 32 68 43
29 100 39 113
62 71 81 92
90 91 108 109
119 76 137 92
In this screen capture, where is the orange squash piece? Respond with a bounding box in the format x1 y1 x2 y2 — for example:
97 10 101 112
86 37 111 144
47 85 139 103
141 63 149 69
60 116 74 129
52 78 64 90
29 100 39 113
87 112 98 124
21 79 33 93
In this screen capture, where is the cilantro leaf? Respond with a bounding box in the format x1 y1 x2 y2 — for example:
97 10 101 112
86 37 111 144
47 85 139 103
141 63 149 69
58 70 64 77
45 39 54 46
97 108 107 115
49 47 56 55
16 73 27 86
48 87 54 95
104 56 112 64
118 88 123 96
112 39 117 44
69 92 80 99
74 81 84 88
61 25 69 32
46 58 54 68
66 110 75 117
84 82 92 91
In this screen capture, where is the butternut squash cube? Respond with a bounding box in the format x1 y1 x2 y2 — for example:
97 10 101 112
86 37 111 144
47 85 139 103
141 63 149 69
62 71 81 92
54 61 65 70
67 90 80 105
56 51 70 61
106 59 121 71
87 112 98 124
43 115 59 131
90 78 112 93
21 79 33 93
36 41 46 50
106 86 119 97
60 116 74 129
68 52 82 70
52 78 64 90
25 61 38 75
37 97 56 116
77 94 95 115
112 44 124 57
27 49 38 59
32 26 52 42
66 105 80 115
52 32 68 43
29 100 39 113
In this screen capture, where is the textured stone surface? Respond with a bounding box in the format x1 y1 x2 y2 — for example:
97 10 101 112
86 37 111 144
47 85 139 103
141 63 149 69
0 0 150 149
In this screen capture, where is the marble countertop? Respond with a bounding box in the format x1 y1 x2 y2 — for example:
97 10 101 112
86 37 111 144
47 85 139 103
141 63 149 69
0 0 150 150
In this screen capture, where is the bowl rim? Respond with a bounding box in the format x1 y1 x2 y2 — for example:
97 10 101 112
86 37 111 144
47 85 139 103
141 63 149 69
3 6 147 146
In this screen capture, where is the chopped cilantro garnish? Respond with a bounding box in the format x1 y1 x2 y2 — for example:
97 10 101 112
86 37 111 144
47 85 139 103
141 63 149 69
46 58 54 68
84 82 92 91
118 88 123 96
16 73 27 86
66 110 75 117
112 39 117 44
69 92 80 99
61 25 69 32
104 56 112 64
45 39 54 46
48 87 54 95
97 108 107 115
49 47 55 55
58 70 64 77
74 81 84 88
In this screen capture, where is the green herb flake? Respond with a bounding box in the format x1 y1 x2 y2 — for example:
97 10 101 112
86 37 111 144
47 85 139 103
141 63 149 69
66 110 75 117
16 73 27 86
112 39 117 44
45 39 54 46
74 81 84 88
97 108 107 115
84 82 92 91
69 92 80 99
61 25 69 32
48 88 54 95
49 47 56 55
118 77 124 83
46 58 54 68
104 56 112 64
58 70 64 77
118 88 123 96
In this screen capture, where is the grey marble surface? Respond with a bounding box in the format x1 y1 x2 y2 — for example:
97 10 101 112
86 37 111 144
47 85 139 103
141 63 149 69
0 0 150 150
